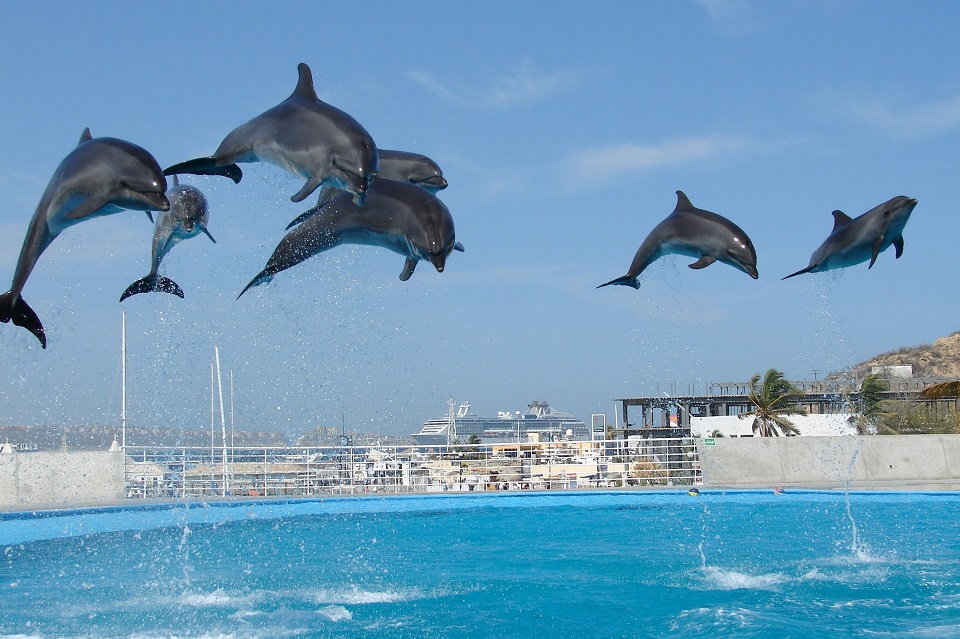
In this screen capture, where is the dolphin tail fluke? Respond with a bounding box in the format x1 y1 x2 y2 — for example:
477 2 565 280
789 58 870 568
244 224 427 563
596 275 640 290
164 158 242 184
0 292 46 349
120 275 185 302
237 270 273 299
782 266 815 280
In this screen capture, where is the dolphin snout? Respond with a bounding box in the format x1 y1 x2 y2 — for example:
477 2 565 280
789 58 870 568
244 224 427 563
146 193 171 211
430 255 447 272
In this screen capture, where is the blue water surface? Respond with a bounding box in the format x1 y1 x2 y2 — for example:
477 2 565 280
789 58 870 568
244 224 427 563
1 490 959 639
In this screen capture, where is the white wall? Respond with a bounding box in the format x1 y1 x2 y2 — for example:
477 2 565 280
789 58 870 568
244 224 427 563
691 414 857 438
696 434 960 489
0 451 124 509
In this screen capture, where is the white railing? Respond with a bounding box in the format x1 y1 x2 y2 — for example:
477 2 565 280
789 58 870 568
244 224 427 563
121 438 701 499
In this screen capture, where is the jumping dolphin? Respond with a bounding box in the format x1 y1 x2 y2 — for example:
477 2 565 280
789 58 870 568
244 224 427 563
164 62 379 206
285 149 447 229
238 179 464 298
782 196 918 279
598 190 759 289
120 176 216 301
0 128 169 348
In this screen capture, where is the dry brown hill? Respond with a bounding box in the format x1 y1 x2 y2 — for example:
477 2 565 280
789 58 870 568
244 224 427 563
849 331 960 379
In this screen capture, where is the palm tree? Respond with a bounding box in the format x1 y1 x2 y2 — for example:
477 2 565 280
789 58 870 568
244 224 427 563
918 380 960 432
850 373 897 435
738 369 806 436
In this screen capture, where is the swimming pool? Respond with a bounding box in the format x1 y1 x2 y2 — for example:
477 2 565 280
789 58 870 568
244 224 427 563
2 490 958 638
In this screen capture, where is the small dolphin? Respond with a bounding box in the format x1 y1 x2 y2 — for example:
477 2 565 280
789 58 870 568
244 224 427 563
0 129 169 348
120 176 216 301
782 196 918 279
598 190 759 289
238 179 464 298
164 62 379 206
286 149 447 229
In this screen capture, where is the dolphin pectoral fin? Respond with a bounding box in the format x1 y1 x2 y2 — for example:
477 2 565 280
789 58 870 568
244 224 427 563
782 266 815 280
145 211 154 224
164 158 243 184
237 270 273 299
688 255 717 270
202 227 217 244
0 292 46 349
315 186 343 209
454 242 465 252
893 235 904 258
285 207 320 230
868 237 884 269
597 275 640 290
399 258 418 281
120 275 184 302
290 177 323 203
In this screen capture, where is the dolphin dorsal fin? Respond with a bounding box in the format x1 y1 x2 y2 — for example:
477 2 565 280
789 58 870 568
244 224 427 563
675 190 695 212
831 210 853 231
292 62 317 100
78 128 93 145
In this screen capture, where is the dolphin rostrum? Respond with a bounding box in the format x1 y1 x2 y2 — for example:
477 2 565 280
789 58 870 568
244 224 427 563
782 196 918 279
238 179 464 298
120 176 216 301
164 62 379 206
598 190 759 289
0 129 169 348
285 149 447 229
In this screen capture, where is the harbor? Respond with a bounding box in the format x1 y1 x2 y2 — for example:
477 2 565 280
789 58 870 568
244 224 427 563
121 437 700 499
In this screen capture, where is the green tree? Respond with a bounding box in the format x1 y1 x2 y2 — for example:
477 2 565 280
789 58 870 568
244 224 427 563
850 373 897 435
739 369 806 436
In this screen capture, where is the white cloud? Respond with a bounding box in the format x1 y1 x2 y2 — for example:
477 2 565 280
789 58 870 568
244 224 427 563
408 59 579 109
563 133 758 190
842 93 960 140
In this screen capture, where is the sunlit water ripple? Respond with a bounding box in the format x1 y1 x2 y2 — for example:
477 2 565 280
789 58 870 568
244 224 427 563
2 490 959 639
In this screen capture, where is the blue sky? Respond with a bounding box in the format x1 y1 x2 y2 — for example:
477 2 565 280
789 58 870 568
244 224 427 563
1 1 958 438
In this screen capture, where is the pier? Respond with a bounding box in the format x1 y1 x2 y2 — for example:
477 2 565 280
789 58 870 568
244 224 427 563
614 375 956 438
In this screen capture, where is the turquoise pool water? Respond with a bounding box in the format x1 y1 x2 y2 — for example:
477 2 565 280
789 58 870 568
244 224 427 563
1 490 959 638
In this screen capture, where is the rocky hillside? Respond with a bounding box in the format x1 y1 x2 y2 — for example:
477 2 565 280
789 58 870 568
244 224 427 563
850 331 960 378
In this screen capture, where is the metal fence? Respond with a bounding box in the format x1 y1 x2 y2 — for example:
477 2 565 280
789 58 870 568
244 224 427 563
122 438 701 499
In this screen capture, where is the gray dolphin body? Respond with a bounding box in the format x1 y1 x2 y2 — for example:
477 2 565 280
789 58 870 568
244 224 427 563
285 149 447 229
598 190 759 289
239 179 464 298
0 129 169 348
164 62 379 206
782 196 918 279
120 176 216 301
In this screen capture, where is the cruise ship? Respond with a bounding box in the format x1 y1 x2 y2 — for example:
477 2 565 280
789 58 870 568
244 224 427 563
411 400 591 446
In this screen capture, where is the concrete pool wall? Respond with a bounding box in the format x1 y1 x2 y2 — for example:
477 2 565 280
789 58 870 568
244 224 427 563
1 435 959 509
696 434 960 490
0 449 124 508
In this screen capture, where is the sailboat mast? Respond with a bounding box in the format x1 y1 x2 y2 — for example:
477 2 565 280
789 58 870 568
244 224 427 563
121 311 126 450
215 346 228 496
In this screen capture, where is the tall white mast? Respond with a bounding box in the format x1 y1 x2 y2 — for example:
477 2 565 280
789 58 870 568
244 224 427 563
215 346 228 496
210 362 215 477
230 369 235 450
121 311 127 450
